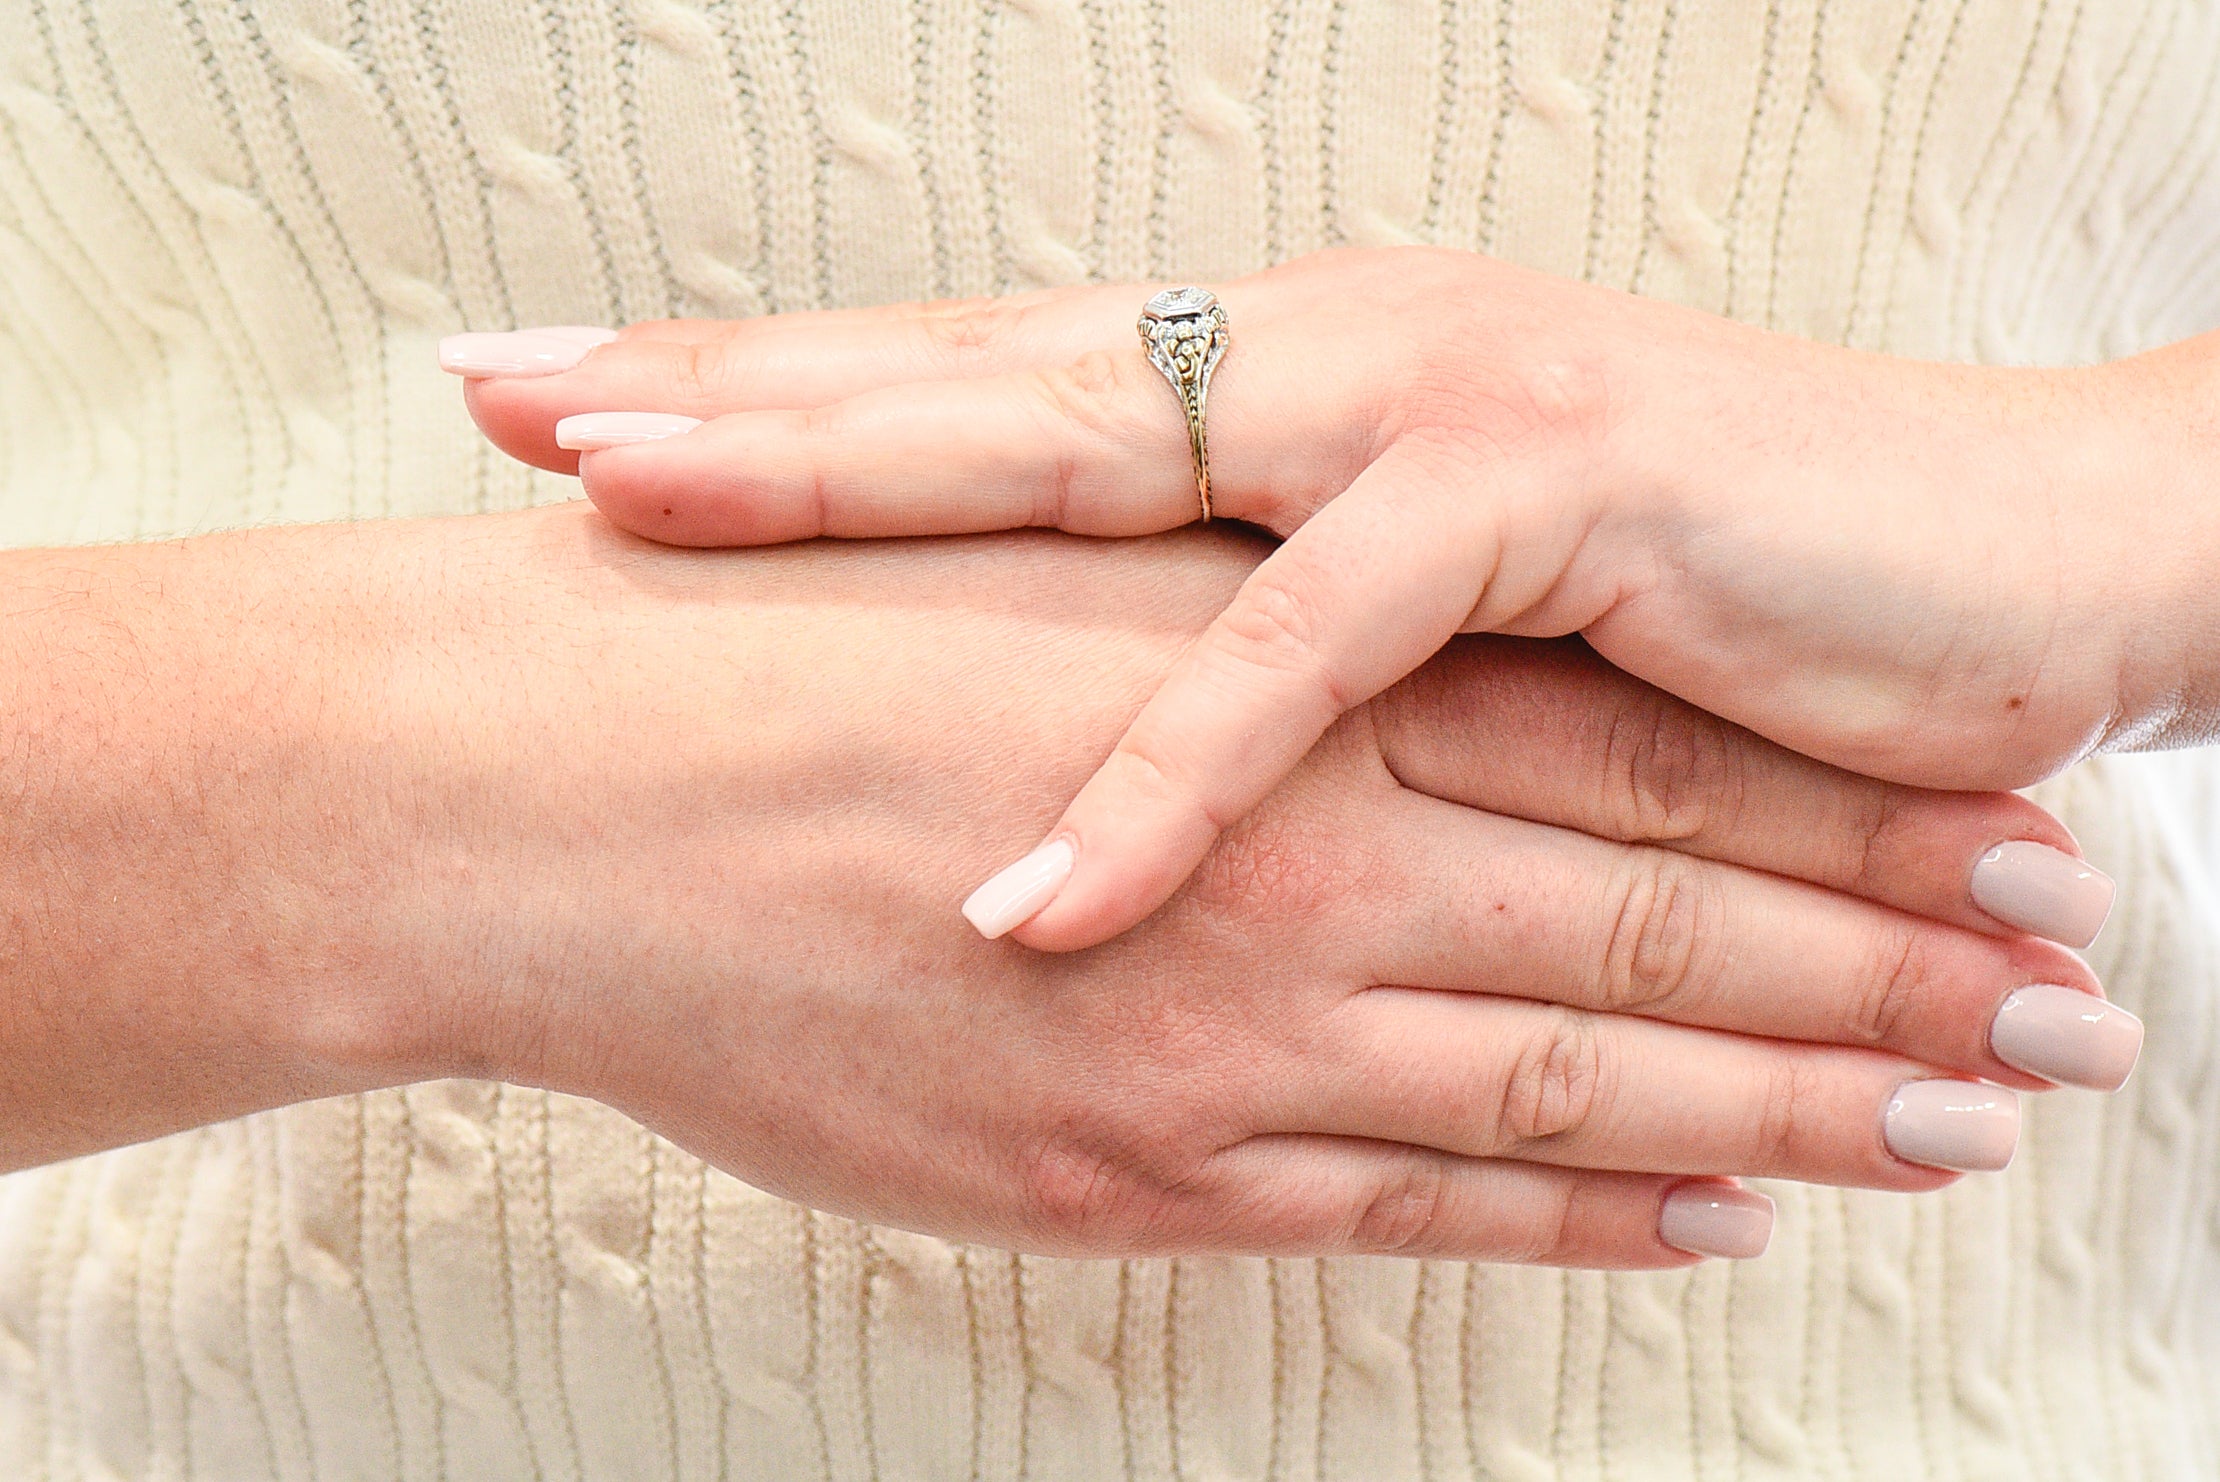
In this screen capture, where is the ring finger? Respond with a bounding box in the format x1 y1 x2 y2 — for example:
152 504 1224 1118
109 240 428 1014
553 335 1367 544
1288 986 2012 1187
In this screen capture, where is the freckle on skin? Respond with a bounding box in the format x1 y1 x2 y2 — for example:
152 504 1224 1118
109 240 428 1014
2007 696 2024 710
663 508 674 516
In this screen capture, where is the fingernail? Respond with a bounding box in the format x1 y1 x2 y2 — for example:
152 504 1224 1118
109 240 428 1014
555 412 704 450
1883 1080 2020 1172
1970 841 2115 947
962 838 1075 940
438 326 618 378
1989 983 2143 1092
1659 1184 1774 1260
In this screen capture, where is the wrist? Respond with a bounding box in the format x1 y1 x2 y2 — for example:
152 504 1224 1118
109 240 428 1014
2088 331 2220 751
0 527 456 1168
1604 317 2204 784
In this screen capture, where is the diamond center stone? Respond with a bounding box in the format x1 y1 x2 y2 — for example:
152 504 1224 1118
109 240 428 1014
1143 286 1217 321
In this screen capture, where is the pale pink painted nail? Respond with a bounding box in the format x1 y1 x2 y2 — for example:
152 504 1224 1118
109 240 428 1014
1989 983 2143 1092
555 412 703 450
1970 841 2115 948
1659 1185 1774 1260
962 838 1074 940
438 326 618 378
1883 1080 2020 1172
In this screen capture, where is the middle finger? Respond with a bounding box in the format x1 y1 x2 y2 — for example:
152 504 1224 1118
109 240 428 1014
1353 790 2128 1094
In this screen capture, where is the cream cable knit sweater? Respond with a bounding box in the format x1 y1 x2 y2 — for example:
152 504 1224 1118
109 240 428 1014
3 1 2219 1477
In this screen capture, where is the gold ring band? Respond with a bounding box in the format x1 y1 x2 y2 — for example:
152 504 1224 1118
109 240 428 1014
1138 287 1229 524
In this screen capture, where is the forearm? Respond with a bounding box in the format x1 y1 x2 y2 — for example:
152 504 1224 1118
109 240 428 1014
0 507 1216 1171
0 524 462 1169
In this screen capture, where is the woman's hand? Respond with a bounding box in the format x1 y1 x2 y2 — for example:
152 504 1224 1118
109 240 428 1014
4 508 2136 1263
427 517 2136 1263
448 246 2201 950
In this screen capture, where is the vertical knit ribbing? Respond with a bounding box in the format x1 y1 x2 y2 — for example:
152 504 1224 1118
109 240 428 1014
647 1139 726 1480
1111 1257 1174 1479
1952 0 2081 361
0 86 172 538
225 0 399 524
638 1122 689 1482
1257 0 1342 265
533 0 626 322
1473 0 1515 256
1758 0 1830 332
31 0 264 537
38 1160 92 1480
1075 0 1159 281
1139 0 1172 277
0 218 103 519
1583 0 1671 289
241 1116 312 1481
506 1087 583 1479
969 0 1013 294
1624 0 1676 297
367 1090 444 1479
697 0 774 313
2003 0 2170 347
2074 8 2220 353
1842 0 1961 351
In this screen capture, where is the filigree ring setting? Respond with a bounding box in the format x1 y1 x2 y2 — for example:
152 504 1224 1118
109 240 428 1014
1137 286 1230 523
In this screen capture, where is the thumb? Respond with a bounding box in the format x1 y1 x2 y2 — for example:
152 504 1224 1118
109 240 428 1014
963 449 1494 951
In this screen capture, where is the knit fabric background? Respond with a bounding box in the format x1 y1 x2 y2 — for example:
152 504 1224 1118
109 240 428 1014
2 1 2219 1477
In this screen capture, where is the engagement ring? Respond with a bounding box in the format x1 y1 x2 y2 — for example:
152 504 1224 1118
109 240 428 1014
1138 286 1230 523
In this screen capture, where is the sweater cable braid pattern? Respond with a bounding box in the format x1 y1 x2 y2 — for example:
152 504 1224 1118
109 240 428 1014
2 2 2219 1477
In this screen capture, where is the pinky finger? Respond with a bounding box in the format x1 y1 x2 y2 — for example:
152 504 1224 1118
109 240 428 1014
1157 1136 1774 1266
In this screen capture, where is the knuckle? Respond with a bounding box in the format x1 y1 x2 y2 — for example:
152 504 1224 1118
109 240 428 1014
1848 786 1909 895
917 297 1027 369
1601 692 1743 842
1016 1136 1134 1251
784 405 840 529
1516 353 1616 443
1015 1132 1178 1255
1012 1051 1243 1254
1599 852 1717 1014
672 339 738 404
794 399 847 447
1348 1154 1453 1255
1526 1180 1586 1266
1027 352 1137 528
1098 731 1229 839
1494 1009 1608 1147
1751 1056 1825 1172
1850 926 1930 1048
1212 564 1349 714
1399 334 1614 462
1033 351 1139 441
1486 1174 1588 1266
614 318 679 344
